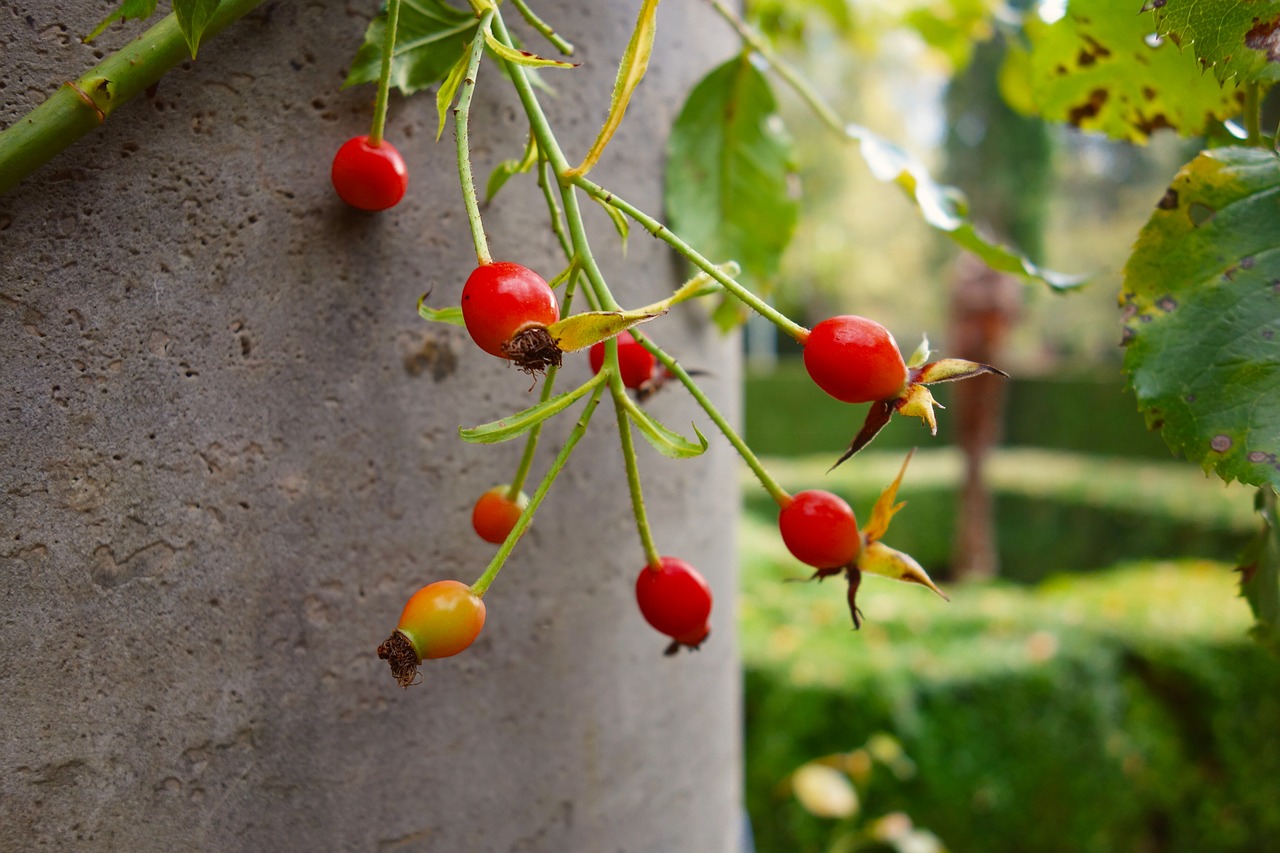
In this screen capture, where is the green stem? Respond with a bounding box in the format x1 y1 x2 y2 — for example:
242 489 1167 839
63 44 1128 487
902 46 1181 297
506 269 579 498
538 155 574 259
704 0 845 137
510 0 575 55
0 0 265 196
471 381 606 598
368 0 403 146
575 175 809 342
489 13 617 313
456 9 497 265
1246 82 1262 147
613 371 663 569
631 327 791 507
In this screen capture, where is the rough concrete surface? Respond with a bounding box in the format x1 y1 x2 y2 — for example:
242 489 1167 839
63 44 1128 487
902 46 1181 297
0 1 742 850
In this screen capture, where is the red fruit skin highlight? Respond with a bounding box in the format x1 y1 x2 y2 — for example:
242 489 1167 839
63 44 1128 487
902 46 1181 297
778 490 860 569
331 135 408 211
461 262 560 358
634 557 713 639
803 315 908 404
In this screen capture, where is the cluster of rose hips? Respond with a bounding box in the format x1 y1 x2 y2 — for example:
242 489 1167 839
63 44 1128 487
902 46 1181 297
338 1 1002 689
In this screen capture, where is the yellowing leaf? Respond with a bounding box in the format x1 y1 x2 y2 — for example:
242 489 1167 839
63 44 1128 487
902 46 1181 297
857 541 948 601
546 309 665 353
567 0 660 177
484 30 580 68
435 53 470 141
863 449 914 543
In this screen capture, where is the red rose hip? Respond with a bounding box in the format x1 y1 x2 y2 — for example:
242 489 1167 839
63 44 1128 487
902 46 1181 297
803 315 908 404
589 331 657 389
461 262 561 371
635 557 713 640
778 489 860 570
331 135 408 211
472 485 528 544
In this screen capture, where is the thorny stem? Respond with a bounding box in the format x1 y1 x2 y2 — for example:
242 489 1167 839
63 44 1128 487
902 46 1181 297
510 0 575 55
456 9 497 266
471 381 607 598
0 0 266 196
574 175 810 342
613 369 664 569
538 155 574 260
368 0 403 146
630 328 792 507
506 269 580 499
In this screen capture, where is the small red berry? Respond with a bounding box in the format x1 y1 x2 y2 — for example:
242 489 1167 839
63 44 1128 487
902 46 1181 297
778 490 860 570
377 580 486 687
461 262 561 371
472 485 528 544
589 331 657 389
803 315 908 404
635 557 713 641
331 135 408 211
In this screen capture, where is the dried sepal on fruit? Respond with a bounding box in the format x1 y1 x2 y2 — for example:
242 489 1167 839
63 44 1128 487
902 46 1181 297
378 580 487 688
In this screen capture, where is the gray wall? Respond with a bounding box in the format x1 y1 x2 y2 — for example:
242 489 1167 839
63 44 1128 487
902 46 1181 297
0 1 741 849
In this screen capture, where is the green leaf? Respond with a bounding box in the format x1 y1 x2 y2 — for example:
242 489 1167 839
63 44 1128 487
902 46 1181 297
1146 0 1280 85
460 372 606 444
1238 489 1280 655
665 54 798 284
1122 146 1280 489
485 135 538 202
417 295 464 326
483 30 579 68
173 0 221 57
435 53 470 142
85 0 158 42
617 393 708 459
843 125 1083 290
344 0 480 95
567 0 659 177
1000 0 1245 143
545 308 665 353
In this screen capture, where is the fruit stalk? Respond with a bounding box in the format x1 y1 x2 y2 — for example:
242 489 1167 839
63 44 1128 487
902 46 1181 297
469 381 607 598
612 368 664 570
456 9 497 265
367 0 402 146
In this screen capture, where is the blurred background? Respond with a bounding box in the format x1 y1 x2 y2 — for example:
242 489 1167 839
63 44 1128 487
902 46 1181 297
730 2 1279 850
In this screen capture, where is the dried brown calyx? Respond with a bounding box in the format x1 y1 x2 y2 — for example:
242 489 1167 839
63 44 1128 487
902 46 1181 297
377 630 421 688
502 326 563 375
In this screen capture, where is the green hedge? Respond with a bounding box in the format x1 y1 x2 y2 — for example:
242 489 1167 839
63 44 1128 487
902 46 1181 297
739 520 1280 853
745 361 1172 460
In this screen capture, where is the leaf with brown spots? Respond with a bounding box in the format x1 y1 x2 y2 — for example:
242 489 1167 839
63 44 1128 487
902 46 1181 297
1000 0 1245 143
1146 0 1280 85
1123 147 1280 489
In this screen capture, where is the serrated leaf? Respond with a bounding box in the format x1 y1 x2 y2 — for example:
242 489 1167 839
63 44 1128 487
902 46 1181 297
345 0 480 95
665 54 798 284
1238 489 1280 654
173 0 220 57
460 371 606 444
1000 0 1245 143
592 194 630 254
1147 0 1280 86
567 0 659 177
846 125 1083 290
617 393 708 458
545 308 665 353
483 30 579 68
1122 146 1280 489
85 0 158 42
435 52 470 141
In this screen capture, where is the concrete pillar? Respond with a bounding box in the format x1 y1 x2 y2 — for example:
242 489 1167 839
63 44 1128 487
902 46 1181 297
0 1 741 849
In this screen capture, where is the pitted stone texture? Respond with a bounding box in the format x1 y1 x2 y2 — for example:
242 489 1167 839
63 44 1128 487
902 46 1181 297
0 1 741 850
